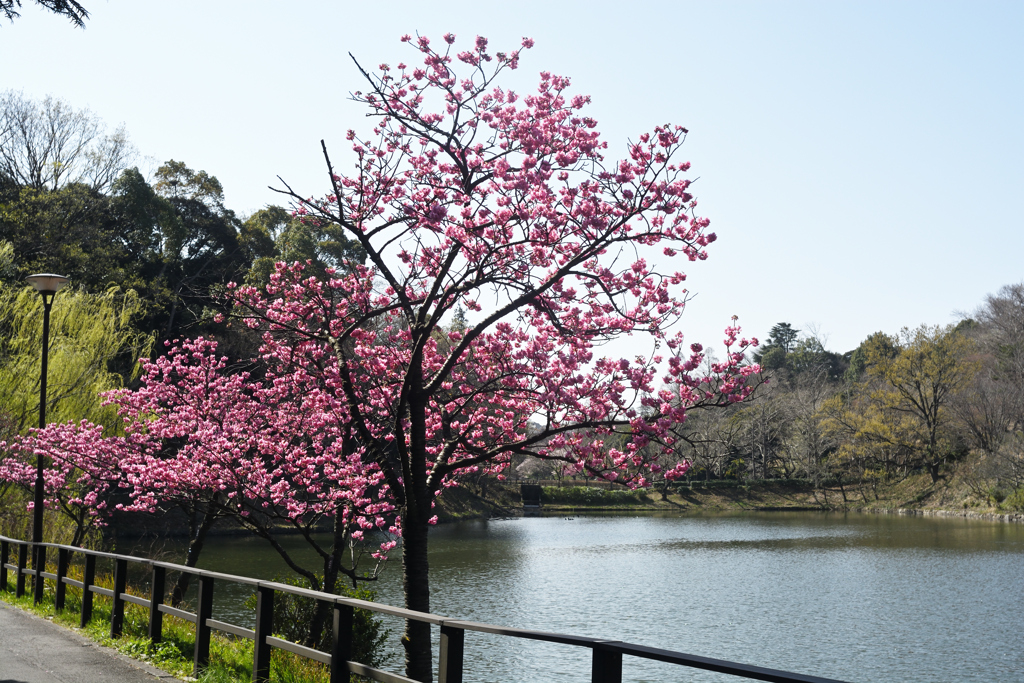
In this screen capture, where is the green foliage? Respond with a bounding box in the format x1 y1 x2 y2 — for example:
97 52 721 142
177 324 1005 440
238 207 280 270
244 574 391 670
0 282 152 432
754 322 800 362
759 346 788 371
860 331 899 365
787 337 844 378
0 238 15 279
766 322 800 352
154 160 226 206
844 346 867 382
751 324 844 379
244 205 367 286
0 156 259 342
0 170 178 337
449 305 468 333
824 325 977 483
540 486 651 506
998 487 1024 512
0 183 151 292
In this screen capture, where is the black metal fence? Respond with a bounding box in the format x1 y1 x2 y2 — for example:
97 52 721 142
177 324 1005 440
0 534 851 683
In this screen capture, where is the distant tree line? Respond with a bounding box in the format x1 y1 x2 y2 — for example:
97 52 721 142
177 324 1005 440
657 296 1023 508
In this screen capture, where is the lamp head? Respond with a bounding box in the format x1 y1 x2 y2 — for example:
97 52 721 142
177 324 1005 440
26 273 70 304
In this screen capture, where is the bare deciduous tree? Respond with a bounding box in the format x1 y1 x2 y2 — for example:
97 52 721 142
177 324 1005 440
0 90 135 193
957 284 1024 488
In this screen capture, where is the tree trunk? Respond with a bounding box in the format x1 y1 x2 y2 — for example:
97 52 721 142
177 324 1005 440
305 513 347 648
402 516 433 682
400 350 435 681
171 500 218 607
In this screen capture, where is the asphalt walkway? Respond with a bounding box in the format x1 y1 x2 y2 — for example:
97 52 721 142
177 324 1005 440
0 601 180 683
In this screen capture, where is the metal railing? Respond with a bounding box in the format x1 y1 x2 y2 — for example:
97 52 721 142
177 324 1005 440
1 534 851 683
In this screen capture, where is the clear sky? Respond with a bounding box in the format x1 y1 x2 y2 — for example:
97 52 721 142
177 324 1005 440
3 1 1022 355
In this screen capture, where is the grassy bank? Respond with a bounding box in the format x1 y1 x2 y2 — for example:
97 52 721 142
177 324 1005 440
442 461 1024 521
538 480 826 513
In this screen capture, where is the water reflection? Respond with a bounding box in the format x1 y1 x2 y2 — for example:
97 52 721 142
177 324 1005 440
138 512 1024 683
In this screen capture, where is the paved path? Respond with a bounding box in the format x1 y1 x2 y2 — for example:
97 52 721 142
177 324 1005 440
0 601 181 683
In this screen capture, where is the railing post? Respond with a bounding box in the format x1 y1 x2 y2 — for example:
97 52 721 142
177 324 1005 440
439 624 465 683
80 553 96 627
193 574 215 675
15 542 27 597
110 557 128 638
592 646 622 683
1 539 8 592
55 547 69 610
252 585 274 683
330 602 353 683
149 565 166 643
33 544 46 604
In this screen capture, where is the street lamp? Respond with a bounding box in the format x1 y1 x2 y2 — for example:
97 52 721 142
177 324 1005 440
26 273 69 600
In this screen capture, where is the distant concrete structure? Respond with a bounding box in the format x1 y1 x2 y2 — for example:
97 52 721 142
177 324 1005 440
520 484 543 515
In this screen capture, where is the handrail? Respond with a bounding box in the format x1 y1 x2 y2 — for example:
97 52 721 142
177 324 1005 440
0 534 853 683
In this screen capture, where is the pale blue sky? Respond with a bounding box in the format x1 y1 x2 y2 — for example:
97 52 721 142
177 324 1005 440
3 1 1022 355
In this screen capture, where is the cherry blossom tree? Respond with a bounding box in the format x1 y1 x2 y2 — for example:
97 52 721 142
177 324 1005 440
103 337 396 631
229 33 758 681
3 336 396 646
0 420 124 545
1 340 254 601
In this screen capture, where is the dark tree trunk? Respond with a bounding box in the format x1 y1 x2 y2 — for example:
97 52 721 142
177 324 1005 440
402 515 433 682
399 349 435 681
305 512 347 648
171 499 218 607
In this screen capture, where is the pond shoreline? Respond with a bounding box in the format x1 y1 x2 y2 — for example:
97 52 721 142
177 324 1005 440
518 504 1024 524
853 506 1024 524
441 475 1024 525
104 474 1021 542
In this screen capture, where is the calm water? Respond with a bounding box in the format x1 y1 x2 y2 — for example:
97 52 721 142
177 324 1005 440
148 512 1024 683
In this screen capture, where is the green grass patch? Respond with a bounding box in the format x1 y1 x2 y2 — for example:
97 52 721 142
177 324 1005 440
541 486 652 506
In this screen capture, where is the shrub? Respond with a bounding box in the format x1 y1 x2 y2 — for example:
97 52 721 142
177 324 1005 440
999 487 1024 513
245 575 390 669
540 486 651 506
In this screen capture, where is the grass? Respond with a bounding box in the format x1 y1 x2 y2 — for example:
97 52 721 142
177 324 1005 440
0 563 350 683
541 485 652 507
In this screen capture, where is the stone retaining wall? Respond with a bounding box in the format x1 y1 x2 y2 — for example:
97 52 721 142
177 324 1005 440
854 507 1024 524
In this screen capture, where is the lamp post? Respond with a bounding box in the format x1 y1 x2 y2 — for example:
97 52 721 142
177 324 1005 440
26 273 69 600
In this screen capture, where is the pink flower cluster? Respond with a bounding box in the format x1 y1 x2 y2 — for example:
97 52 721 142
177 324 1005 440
1 337 397 556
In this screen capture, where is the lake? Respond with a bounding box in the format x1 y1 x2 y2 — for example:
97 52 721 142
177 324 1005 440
149 511 1024 683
